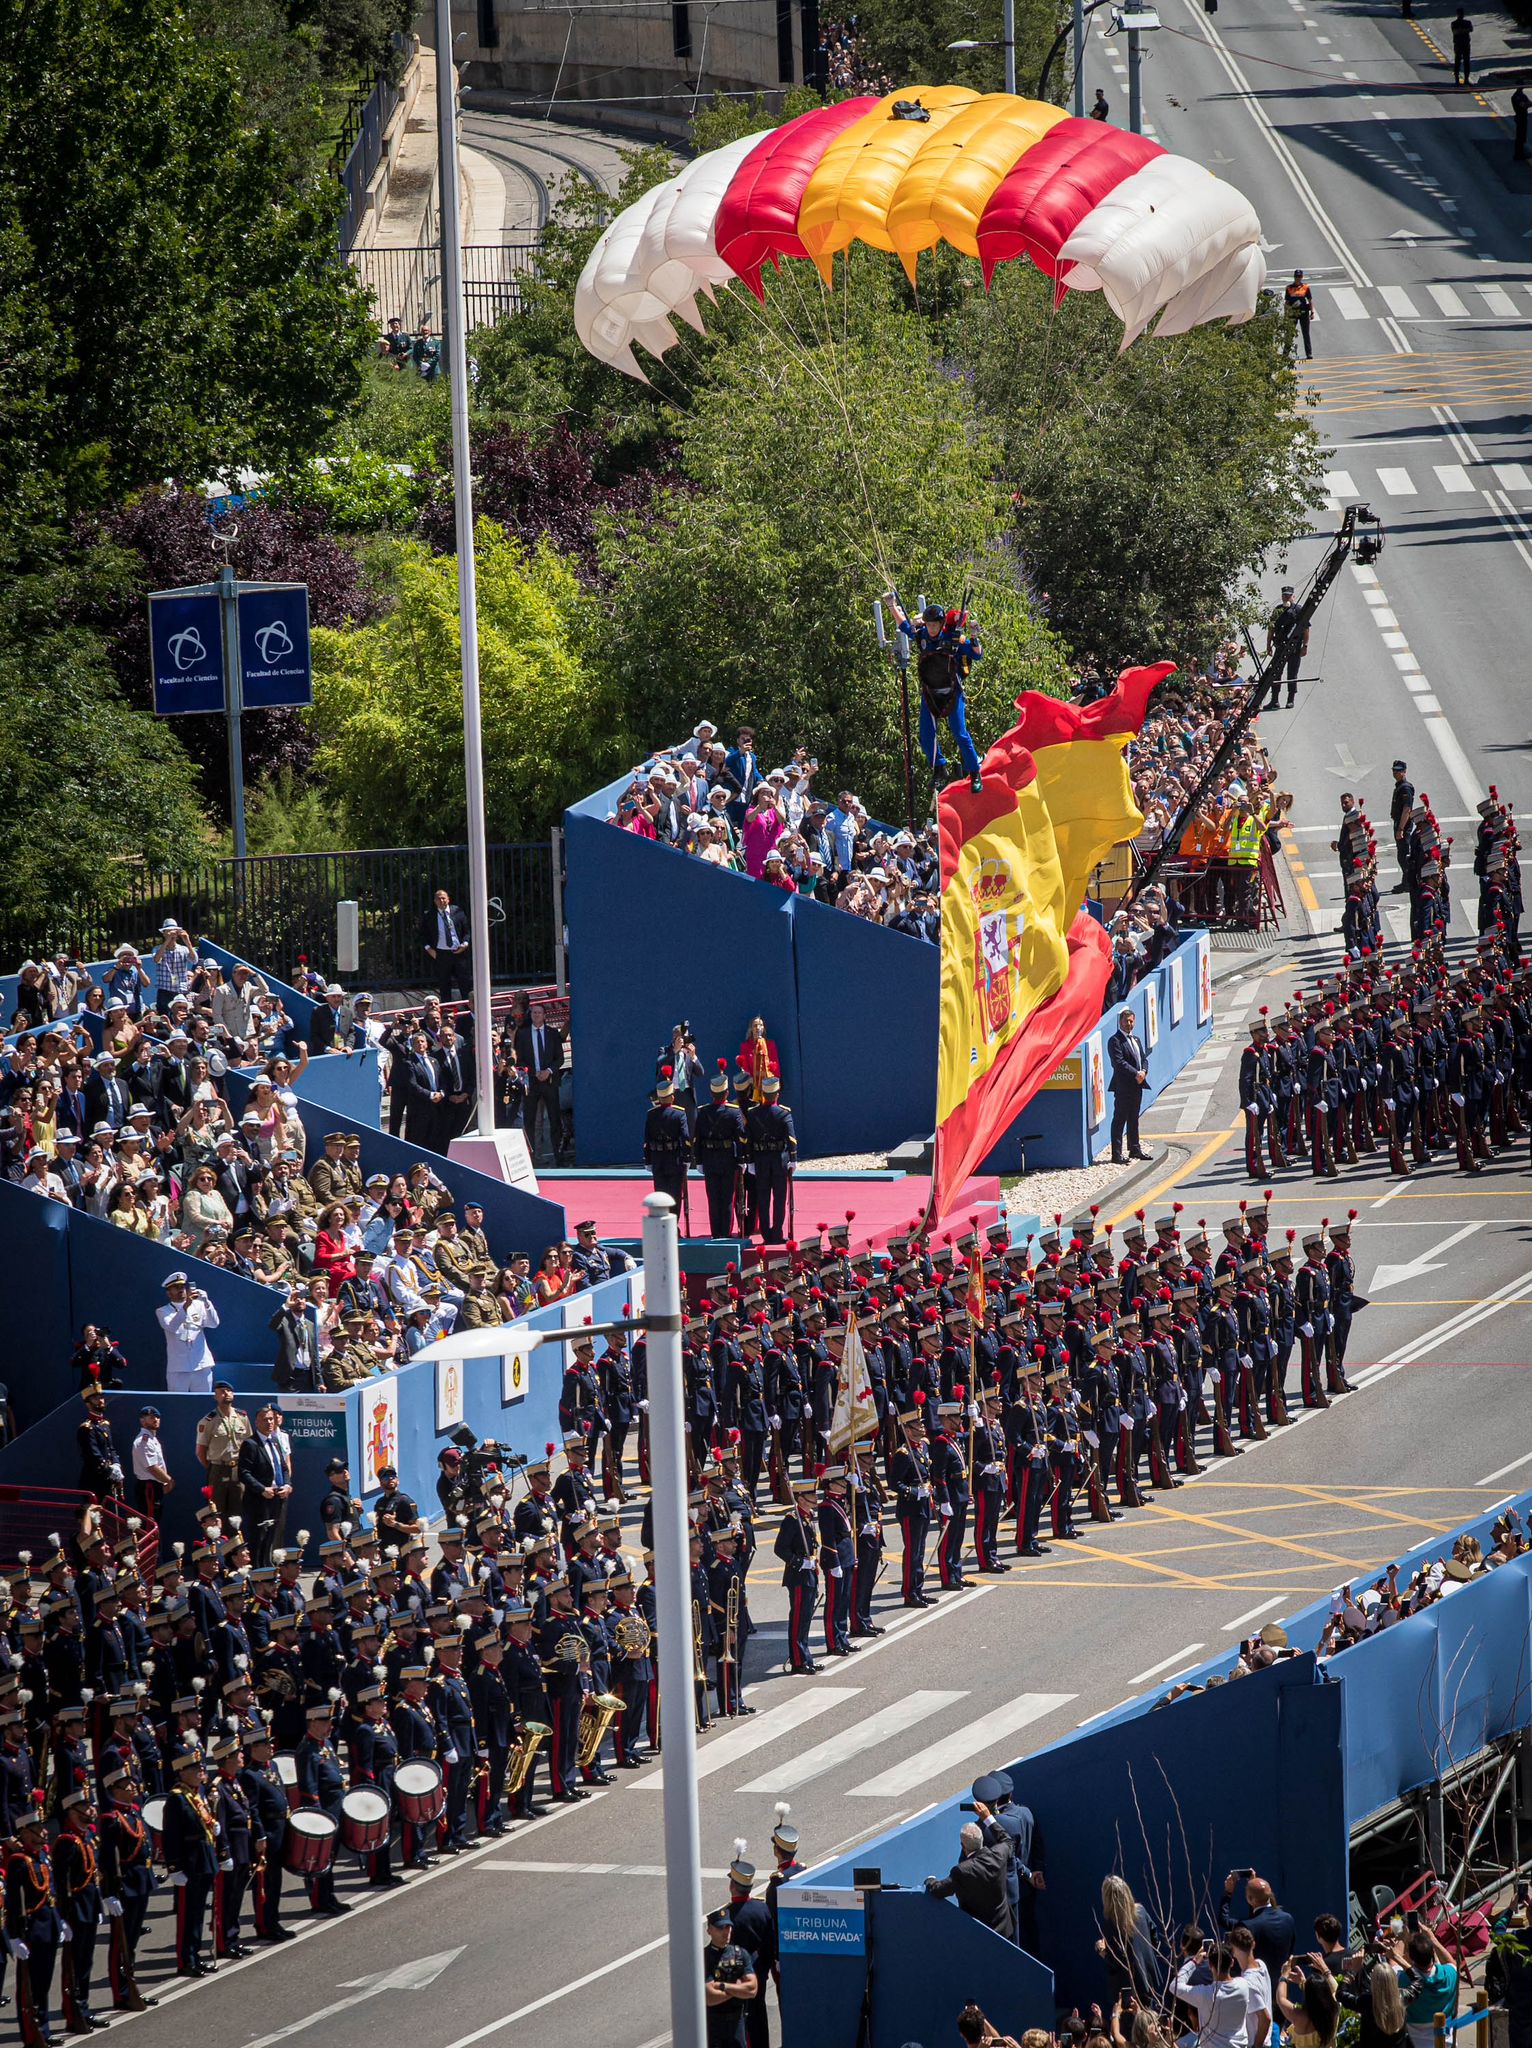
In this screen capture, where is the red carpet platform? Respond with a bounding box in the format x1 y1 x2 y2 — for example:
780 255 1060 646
538 1171 1005 1254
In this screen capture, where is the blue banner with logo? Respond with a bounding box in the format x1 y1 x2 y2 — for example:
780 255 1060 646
238 584 313 709
148 588 224 715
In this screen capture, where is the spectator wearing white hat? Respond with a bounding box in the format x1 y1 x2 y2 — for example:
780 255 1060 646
158 1271 221 1395
309 983 348 1053
211 960 269 1048
153 921 197 1014
102 944 151 1019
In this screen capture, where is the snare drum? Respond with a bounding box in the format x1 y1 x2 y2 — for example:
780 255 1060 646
277 1753 301 1811
394 1759 446 1827
340 1786 391 1854
143 1797 166 1860
281 1809 338 1876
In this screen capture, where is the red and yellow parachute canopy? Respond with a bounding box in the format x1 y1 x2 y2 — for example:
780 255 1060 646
575 90 1266 379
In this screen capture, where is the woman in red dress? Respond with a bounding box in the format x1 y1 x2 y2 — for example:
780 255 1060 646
735 1015 780 1105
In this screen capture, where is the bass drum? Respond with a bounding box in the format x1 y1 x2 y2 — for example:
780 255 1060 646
143 1797 166 1860
394 1759 446 1827
281 1809 337 1876
340 1786 391 1854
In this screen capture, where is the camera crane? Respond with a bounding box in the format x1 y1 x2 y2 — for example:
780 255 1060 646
1124 502 1384 913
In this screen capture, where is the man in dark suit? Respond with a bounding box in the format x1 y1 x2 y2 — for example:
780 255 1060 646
238 1403 293 1567
923 1818 1014 1939
514 1005 565 1163
85 1052 131 1132
1107 1006 1151 1164
401 1031 444 1148
433 1020 475 1150
421 888 472 1001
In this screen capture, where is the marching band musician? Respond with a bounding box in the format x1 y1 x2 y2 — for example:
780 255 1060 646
606 1575 653 1768
161 1751 220 1976
773 1482 820 1676
815 1469 857 1659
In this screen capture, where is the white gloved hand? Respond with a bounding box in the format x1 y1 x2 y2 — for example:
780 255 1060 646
11 1942 27 1961
769 1415 782 1430
830 1566 843 1579
967 1402 980 1421
1120 1415 1134 1432
103 1898 124 1920
1145 1401 1157 1420
1451 1092 1466 1108
168 1872 188 1888
1299 1323 1314 1339
940 1504 954 1520
917 1483 931 1499
1207 1368 1222 1387
638 1399 649 1413
60 1923 72 1942
1239 1354 1253 1370
218 1858 234 1874
445 1748 460 1765
860 1526 877 1540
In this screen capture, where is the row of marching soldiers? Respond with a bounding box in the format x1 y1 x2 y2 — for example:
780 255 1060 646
0 1489 665 2042
1236 923 1532 1183
574 1204 1369 1679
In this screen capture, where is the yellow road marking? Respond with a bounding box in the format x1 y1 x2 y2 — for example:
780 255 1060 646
1136 1500 1369 1568
1280 824 1321 916
1106 1120 1238 1225
1406 18 1504 122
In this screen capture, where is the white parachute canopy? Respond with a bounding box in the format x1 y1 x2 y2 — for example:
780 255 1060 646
574 132 771 382
1056 157 1266 346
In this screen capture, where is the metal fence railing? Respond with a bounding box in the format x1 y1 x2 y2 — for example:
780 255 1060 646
335 33 412 249
0 1490 159 1583
0 844 556 992
349 242 544 332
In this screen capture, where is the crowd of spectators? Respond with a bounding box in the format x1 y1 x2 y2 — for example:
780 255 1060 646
1122 671 1292 930
2 925 611 1393
815 15 896 94
610 721 942 942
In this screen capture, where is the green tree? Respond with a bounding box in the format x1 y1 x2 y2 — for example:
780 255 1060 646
851 0 1065 104
0 0 377 551
594 295 1068 821
0 585 208 923
960 266 1325 666
310 522 633 842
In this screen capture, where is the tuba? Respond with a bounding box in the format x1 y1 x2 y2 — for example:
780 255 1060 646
576 1691 625 1769
504 1719 552 1800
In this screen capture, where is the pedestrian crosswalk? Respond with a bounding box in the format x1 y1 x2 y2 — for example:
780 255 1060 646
1318 278 1532 323
635 1682 1077 1801
1323 458 1532 507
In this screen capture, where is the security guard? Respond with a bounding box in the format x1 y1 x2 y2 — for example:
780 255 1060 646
1265 582 1309 704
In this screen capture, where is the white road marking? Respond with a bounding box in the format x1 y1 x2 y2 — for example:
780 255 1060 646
1380 286 1419 318
1377 468 1417 496
736 1690 967 1794
1325 468 1359 497
479 1861 728 1878
1427 283 1468 317
1222 1597 1287 1632
1365 1264 1532 1368
1176 1090 1214 1132
1423 714 1485 814
434 1936 672 2047
1330 287 1369 320
1477 1450 1532 1487
1129 1642 1205 1685
1434 463 1474 491
846 1692 1076 1798
1479 286 1518 318
637 1686 860 1790
1493 463 1532 493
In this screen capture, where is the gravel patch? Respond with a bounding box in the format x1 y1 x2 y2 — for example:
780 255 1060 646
1003 1158 1143 1219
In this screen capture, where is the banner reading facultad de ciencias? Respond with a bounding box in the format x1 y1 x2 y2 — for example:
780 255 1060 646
776 1888 866 1956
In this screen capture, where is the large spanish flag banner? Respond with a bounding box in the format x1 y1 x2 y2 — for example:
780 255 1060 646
928 663 1174 1225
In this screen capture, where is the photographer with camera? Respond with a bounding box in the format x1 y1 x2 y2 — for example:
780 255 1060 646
157 1270 221 1394
1173 1939 1262 2048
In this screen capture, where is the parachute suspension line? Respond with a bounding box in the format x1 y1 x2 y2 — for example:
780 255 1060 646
804 255 897 594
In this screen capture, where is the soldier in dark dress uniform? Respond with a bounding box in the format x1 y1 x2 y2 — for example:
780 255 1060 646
695 1066 749 1235
294 1697 347 1914
606 1576 653 1768
643 1074 692 1228
209 1730 253 1957
238 1720 292 1940
745 1078 796 1243
6 1805 62 2046
97 1765 156 2007
161 1753 220 1975
773 1483 820 1675
889 1403 935 1604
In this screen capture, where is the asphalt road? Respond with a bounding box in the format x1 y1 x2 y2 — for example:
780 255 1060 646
107 14 1532 2048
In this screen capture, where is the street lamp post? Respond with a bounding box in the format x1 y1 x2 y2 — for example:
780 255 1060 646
946 0 1015 95
434 0 497 1138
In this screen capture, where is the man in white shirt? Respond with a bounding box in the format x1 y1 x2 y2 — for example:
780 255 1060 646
1174 1941 1260 2048
157 1271 221 1394
1228 1926 1273 2048
130 1404 175 1518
